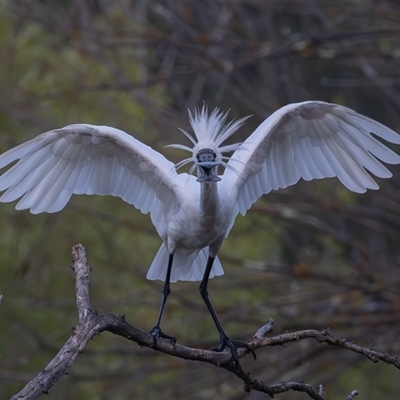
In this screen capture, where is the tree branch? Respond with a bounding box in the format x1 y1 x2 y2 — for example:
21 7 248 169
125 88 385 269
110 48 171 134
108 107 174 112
11 244 399 400
249 326 400 369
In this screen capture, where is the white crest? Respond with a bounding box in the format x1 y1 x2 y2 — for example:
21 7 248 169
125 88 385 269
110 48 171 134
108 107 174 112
168 106 250 173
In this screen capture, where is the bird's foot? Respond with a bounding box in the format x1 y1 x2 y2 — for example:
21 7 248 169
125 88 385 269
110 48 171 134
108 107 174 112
212 336 256 363
149 325 177 346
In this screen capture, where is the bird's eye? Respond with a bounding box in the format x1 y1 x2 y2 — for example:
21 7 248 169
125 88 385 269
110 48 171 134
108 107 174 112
196 148 216 162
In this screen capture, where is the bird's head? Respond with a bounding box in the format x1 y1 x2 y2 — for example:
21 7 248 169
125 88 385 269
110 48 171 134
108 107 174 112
167 106 250 182
195 148 221 182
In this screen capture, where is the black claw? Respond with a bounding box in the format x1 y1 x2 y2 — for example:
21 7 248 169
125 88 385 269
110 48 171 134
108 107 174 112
149 326 177 345
212 336 256 362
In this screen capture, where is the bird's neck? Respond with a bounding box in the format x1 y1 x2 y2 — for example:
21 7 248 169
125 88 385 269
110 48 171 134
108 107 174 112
199 182 219 216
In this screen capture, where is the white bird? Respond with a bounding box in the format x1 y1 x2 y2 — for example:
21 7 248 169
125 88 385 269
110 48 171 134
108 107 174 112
1 101 400 360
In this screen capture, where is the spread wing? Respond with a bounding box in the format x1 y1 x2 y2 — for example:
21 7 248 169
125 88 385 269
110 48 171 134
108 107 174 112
221 101 400 216
0 124 182 234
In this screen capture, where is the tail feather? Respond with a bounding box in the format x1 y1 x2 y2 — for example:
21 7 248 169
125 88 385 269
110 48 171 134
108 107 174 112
146 243 224 282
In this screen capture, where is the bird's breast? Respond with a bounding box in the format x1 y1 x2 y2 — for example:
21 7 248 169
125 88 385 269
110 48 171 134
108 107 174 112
165 190 233 253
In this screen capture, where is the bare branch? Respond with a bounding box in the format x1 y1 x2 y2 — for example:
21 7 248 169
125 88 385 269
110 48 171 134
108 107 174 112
10 245 397 400
71 244 91 321
249 327 400 369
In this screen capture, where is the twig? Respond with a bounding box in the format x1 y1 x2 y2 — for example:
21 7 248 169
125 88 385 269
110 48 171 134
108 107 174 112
345 390 360 400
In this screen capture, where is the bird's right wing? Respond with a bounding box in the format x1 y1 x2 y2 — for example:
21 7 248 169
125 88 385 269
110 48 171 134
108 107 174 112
221 101 400 217
0 124 182 234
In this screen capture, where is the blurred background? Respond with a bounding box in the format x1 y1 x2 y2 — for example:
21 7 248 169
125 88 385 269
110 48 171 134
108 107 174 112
1 1 400 399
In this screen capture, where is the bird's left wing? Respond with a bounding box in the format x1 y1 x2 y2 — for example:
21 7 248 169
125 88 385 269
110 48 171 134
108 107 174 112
221 101 400 216
0 124 180 232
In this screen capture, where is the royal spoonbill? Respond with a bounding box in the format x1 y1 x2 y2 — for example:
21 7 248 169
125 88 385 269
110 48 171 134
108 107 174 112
0 101 400 361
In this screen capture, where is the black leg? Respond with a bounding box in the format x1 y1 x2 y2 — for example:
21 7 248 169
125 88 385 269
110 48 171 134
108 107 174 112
199 256 256 362
149 253 176 344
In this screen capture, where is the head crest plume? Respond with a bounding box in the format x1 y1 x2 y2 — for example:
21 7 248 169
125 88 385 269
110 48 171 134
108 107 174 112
167 106 250 174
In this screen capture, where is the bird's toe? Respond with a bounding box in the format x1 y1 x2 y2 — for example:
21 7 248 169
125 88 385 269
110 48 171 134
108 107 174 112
149 326 177 345
212 336 256 362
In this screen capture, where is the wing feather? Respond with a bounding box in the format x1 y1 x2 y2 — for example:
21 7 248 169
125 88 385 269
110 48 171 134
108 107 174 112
222 101 400 216
0 124 181 235
265 145 278 191
291 135 313 180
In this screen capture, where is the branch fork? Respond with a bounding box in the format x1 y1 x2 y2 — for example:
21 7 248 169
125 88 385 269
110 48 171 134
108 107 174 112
10 244 399 400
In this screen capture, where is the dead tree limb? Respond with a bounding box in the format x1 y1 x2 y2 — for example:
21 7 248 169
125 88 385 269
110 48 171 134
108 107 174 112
11 244 399 400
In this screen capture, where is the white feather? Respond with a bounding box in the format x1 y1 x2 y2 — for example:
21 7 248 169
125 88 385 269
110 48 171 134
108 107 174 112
222 101 400 218
0 101 400 285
